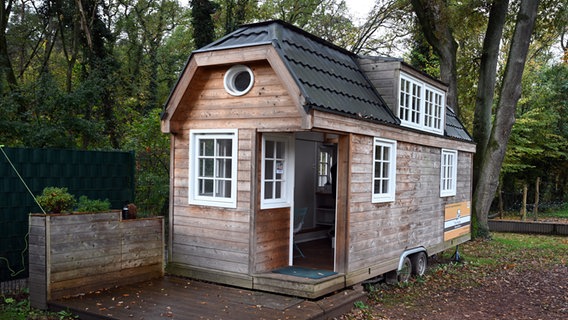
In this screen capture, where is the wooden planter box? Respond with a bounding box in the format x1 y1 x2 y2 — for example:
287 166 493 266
29 211 164 309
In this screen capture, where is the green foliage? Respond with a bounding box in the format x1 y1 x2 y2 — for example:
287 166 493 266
192 0 218 48
502 62 568 203
122 108 170 216
1 293 77 319
36 187 76 214
75 196 111 213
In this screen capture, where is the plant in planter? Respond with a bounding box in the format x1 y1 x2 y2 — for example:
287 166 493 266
76 196 111 212
36 187 76 214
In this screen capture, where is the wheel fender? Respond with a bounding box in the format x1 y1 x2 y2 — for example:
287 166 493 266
397 247 427 271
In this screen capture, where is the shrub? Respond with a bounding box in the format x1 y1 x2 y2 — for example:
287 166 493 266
76 196 111 212
36 187 76 214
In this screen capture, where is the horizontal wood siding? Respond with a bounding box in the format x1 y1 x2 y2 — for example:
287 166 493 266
29 216 47 309
170 61 303 132
170 130 252 275
29 213 164 308
169 61 304 278
358 59 400 113
311 110 476 153
254 207 290 273
348 133 473 272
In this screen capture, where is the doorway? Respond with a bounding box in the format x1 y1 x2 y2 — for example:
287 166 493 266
292 132 337 271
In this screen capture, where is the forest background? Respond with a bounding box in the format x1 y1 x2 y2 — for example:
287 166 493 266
0 0 566 235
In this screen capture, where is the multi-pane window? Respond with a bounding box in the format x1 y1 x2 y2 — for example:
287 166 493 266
189 129 237 208
424 88 443 130
372 138 397 203
440 149 457 197
261 134 293 208
317 149 333 187
399 74 445 134
399 77 421 125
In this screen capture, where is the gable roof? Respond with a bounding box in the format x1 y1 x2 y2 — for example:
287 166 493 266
196 20 400 126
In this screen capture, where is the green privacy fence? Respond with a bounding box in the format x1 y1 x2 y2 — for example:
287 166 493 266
0 147 135 283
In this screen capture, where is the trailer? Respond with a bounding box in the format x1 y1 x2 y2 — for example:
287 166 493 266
160 20 475 298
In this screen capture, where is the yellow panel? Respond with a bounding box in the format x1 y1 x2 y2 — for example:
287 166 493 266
444 201 471 241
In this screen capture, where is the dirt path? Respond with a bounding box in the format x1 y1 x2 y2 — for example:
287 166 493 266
341 234 568 320
369 266 568 320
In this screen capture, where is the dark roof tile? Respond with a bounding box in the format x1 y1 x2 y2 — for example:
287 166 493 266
193 20 473 142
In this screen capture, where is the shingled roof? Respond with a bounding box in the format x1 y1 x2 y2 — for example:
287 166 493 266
445 107 473 141
197 20 400 126
184 20 473 142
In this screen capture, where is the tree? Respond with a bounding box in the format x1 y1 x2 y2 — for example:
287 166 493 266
503 62 568 205
409 0 459 117
223 0 249 34
191 0 217 49
411 0 540 237
0 0 17 91
350 0 413 57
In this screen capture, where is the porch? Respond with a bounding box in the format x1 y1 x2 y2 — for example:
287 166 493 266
49 275 365 320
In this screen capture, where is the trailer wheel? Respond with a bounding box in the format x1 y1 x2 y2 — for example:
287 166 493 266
411 252 427 276
398 256 412 283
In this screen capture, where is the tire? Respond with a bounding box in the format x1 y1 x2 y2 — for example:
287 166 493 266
397 256 412 283
411 251 428 276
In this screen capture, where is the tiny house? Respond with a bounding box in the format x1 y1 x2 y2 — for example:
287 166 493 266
160 20 475 298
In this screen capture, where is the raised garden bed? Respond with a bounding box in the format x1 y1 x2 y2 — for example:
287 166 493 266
29 211 164 309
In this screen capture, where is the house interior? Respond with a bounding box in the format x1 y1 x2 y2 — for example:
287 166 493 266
292 132 338 271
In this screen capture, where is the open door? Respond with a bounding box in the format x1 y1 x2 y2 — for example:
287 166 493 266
291 133 338 271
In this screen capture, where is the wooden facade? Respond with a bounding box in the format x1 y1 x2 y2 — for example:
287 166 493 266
161 21 475 298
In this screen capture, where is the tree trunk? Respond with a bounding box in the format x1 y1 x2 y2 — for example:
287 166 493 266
533 176 540 221
472 0 509 190
472 0 540 237
410 0 459 117
498 183 504 219
0 0 17 90
521 183 527 221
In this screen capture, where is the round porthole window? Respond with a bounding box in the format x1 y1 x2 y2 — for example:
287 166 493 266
224 65 254 96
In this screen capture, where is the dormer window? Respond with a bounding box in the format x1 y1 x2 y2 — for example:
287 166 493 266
224 65 254 96
399 73 445 135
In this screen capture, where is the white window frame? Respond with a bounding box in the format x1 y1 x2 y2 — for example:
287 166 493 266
224 64 254 96
372 138 397 203
261 134 294 209
399 73 445 135
189 129 238 208
317 147 334 188
440 149 458 197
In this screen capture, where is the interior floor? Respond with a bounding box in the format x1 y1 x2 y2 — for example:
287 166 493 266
293 238 334 270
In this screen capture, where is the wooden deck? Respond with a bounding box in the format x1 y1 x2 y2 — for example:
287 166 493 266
49 275 365 320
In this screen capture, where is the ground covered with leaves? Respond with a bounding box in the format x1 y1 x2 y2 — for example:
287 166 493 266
342 232 568 320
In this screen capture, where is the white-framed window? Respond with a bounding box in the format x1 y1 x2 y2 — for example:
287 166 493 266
399 73 445 135
189 129 238 208
224 65 254 96
440 149 457 197
317 147 333 187
261 134 294 209
372 138 397 203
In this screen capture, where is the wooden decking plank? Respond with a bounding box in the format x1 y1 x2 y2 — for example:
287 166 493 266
50 276 364 319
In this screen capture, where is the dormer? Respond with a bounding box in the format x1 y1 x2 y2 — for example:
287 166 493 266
359 56 447 136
